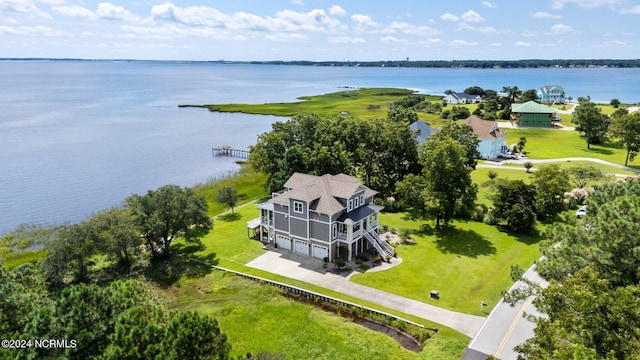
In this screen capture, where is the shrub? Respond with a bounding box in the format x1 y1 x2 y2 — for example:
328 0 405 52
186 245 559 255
335 258 346 268
524 161 534 173
483 208 498 225
487 170 498 180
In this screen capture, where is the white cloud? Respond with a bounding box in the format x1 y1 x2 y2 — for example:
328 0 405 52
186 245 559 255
0 0 52 19
329 5 346 16
265 33 308 42
381 36 408 44
53 6 95 19
532 11 561 19
491 42 502 47
151 4 344 33
328 36 365 43
0 24 67 36
620 5 640 14
461 10 484 22
351 13 377 27
451 39 479 46
420 38 442 47
121 24 230 40
515 41 533 46
96 2 141 23
291 0 304 5
386 21 439 36
457 23 474 31
551 23 573 33
477 26 498 34
440 13 459 21
482 1 496 8
608 40 629 46
552 0 624 9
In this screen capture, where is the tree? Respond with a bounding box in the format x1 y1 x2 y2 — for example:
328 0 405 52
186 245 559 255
418 137 477 229
610 98 621 108
464 86 485 96
531 164 571 221
515 136 527 153
162 311 231 360
126 185 212 258
447 106 471 120
491 180 537 233
40 222 98 285
92 208 141 271
519 89 539 103
516 267 640 359
537 180 640 286
567 165 604 188
524 161 533 173
610 112 640 166
215 187 239 215
572 99 610 149
431 120 480 169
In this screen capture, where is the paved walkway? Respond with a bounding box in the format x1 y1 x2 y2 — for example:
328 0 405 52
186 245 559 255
246 248 485 338
479 157 640 174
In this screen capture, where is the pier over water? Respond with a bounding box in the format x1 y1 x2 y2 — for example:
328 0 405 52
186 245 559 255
212 146 250 159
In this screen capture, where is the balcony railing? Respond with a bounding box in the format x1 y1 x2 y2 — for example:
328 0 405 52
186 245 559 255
261 217 273 226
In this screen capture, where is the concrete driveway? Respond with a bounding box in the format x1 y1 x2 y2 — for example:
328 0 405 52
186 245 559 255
246 248 485 338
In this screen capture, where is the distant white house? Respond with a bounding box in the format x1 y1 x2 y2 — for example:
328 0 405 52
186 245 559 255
443 92 482 105
464 115 508 159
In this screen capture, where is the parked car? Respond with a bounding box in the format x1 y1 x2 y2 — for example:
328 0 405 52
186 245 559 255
576 206 587 219
499 153 517 159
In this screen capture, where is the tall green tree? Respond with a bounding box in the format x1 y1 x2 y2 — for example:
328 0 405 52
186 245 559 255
214 186 239 215
519 88 539 102
491 180 537 233
610 112 640 166
572 99 610 149
538 180 640 286
531 164 571 221
567 165 604 188
417 137 477 229
515 267 640 360
126 185 212 258
431 120 480 169
40 222 98 285
92 208 140 271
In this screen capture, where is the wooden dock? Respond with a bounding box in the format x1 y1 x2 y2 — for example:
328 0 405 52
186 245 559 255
212 146 249 159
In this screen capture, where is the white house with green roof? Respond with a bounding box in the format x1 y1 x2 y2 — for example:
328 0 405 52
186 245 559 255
511 101 559 127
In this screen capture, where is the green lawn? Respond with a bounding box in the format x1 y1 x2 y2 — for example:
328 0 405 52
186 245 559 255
472 167 534 206
194 166 269 216
165 203 469 359
506 128 637 168
350 216 542 315
166 271 467 360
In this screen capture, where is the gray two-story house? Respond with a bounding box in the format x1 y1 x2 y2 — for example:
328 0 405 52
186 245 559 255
253 173 393 262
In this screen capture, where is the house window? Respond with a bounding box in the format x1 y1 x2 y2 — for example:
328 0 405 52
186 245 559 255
360 194 365 206
348 199 353 212
354 196 359 208
332 224 337 239
293 201 304 214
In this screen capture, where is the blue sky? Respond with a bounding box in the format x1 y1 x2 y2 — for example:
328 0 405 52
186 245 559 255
1 0 639 60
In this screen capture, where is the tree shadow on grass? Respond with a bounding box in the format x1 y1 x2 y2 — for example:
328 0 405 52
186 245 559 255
581 147 614 156
218 212 242 222
432 224 497 258
496 225 543 246
144 241 218 288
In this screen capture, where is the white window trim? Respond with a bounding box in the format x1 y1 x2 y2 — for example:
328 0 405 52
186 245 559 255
293 201 304 214
348 199 353 212
354 196 359 208
360 194 365 206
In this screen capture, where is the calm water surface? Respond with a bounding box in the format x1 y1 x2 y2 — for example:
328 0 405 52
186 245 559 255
2 61 640 233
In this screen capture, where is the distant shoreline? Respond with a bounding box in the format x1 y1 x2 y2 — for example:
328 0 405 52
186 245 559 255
2 58 640 68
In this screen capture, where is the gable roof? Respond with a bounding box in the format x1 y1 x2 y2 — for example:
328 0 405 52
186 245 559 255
464 116 502 140
447 92 481 101
511 101 556 114
539 85 564 93
272 173 377 215
409 121 437 143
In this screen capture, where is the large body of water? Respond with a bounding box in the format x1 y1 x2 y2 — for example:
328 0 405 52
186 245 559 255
2 61 640 234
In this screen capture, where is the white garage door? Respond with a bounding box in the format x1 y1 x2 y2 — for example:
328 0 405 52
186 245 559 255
294 239 309 256
312 244 328 259
276 235 291 250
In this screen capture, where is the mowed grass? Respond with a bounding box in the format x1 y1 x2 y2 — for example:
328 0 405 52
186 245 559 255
197 88 436 119
472 167 534 206
350 216 541 315
172 203 470 359
164 271 466 360
506 128 637 167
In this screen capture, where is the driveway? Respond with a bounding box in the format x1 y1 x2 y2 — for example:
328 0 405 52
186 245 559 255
246 248 485 338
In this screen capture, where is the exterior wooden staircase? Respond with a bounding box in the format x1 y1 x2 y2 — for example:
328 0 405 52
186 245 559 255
363 229 395 260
